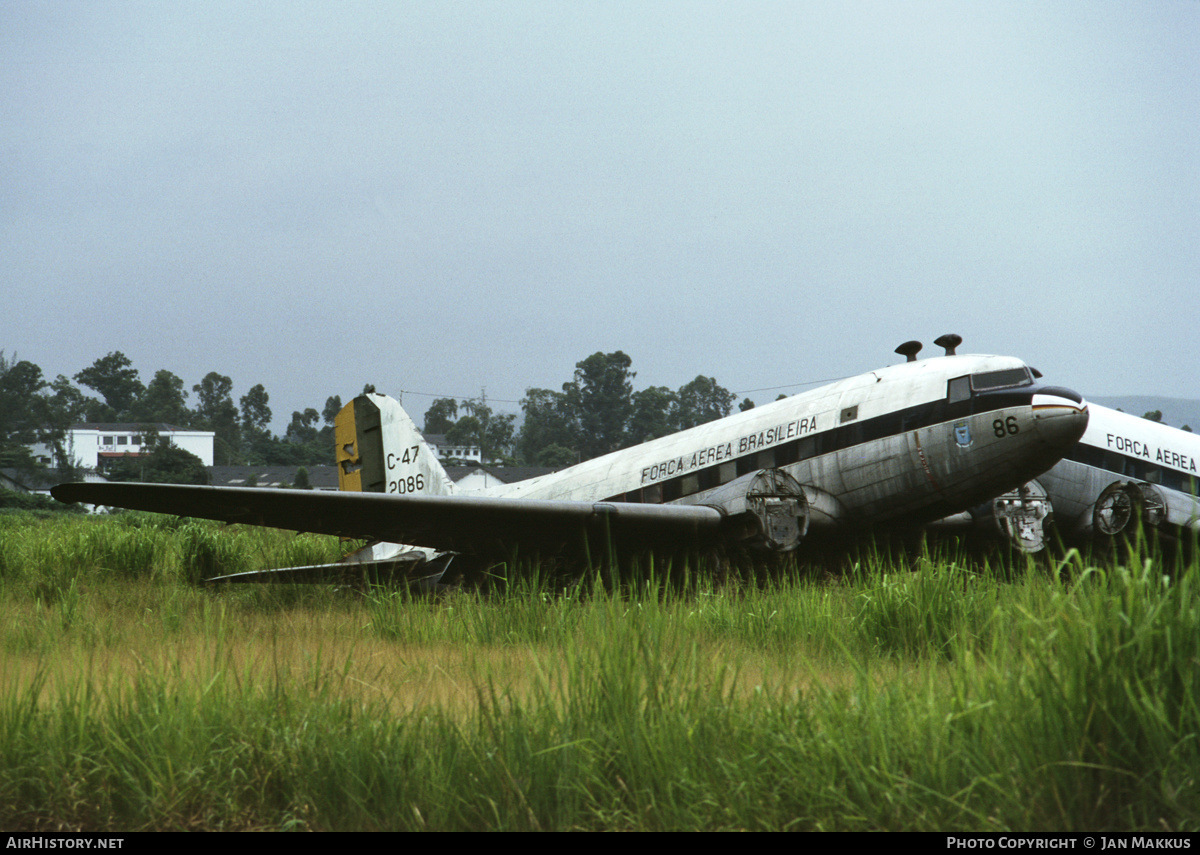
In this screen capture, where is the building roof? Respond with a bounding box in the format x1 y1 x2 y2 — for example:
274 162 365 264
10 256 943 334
0 468 109 493
69 423 209 433
1 467 65 492
209 465 339 490
424 433 480 448
444 464 559 484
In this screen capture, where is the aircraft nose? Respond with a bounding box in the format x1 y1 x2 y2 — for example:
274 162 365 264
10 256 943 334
1031 387 1089 447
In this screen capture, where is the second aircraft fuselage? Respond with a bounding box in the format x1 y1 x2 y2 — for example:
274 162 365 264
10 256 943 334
1037 403 1200 535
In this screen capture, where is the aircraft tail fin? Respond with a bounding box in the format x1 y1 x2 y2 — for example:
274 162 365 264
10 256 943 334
335 392 456 496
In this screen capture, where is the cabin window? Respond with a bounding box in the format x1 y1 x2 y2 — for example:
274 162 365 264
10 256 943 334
718 462 736 484
643 484 662 503
680 473 699 496
776 441 800 466
1161 469 1189 494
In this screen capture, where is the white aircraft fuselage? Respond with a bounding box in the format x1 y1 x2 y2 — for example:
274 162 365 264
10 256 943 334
367 351 1089 550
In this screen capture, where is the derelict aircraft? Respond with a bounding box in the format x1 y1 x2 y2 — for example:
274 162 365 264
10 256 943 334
946 403 1200 552
52 335 1090 582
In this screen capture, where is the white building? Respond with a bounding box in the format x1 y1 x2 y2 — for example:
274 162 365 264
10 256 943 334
421 433 483 464
32 423 216 472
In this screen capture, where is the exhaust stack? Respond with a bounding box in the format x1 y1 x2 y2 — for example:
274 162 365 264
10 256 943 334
934 333 962 356
894 340 923 362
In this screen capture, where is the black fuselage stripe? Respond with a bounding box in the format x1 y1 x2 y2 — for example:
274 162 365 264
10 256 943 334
607 392 1029 504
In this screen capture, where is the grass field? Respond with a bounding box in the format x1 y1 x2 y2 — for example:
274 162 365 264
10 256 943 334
0 512 1197 831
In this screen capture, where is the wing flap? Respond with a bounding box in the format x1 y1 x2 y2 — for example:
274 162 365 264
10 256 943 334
50 482 725 553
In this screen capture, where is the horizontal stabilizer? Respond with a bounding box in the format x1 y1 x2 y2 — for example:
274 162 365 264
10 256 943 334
204 549 453 586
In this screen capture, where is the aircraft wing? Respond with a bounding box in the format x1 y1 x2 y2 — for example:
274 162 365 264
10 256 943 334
50 482 726 553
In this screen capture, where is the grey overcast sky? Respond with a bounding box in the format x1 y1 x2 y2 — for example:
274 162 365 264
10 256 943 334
3 1 1197 429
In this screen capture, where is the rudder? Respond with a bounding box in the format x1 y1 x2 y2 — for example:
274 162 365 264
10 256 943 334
335 392 456 496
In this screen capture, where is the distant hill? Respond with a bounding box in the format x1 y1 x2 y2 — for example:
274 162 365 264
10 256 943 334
1088 396 1200 432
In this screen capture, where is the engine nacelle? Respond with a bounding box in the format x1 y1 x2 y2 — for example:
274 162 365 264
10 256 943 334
983 479 1053 553
678 468 809 551
1092 480 1167 538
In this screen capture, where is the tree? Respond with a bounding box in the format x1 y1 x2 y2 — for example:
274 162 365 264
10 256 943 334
0 353 58 477
192 372 242 464
293 466 312 489
74 351 144 416
535 443 578 468
46 375 90 426
239 383 277 465
193 373 236 425
438 396 517 463
322 396 343 430
462 398 516 462
318 396 341 449
130 369 191 425
568 351 635 459
44 375 91 473
106 436 208 485
628 386 677 445
519 388 580 464
739 398 755 412
446 415 483 456
424 398 459 434
286 408 321 444
0 353 49 446
1143 410 1163 423
483 412 516 462
143 443 208 485
239 384 272 435
673 376 735 431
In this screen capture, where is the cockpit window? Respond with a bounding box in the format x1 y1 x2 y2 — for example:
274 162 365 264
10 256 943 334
970 367 1033 392
947 376 971 404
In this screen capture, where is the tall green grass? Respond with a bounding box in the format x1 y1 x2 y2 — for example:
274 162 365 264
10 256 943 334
0 513 1196 830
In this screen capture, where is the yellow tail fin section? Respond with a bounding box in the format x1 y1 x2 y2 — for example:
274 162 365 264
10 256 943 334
334 393 456 496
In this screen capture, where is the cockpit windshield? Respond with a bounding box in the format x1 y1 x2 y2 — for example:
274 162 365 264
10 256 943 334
969 367 1034 393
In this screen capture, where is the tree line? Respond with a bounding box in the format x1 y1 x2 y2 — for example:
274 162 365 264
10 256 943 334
423 351 755 467
1 348 753 479
0 350 342 476
8 348 1191 489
